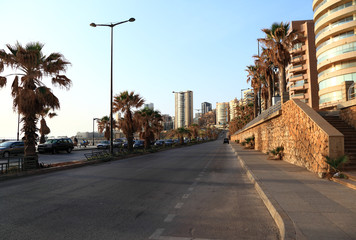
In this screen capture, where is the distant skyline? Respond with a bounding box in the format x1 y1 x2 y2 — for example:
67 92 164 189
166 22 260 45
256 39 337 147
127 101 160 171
0 0 313 138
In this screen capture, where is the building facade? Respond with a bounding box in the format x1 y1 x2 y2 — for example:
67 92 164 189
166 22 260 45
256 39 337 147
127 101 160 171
313 0 356 109
286 20 319 110
229 98 239 120
242 89 254 106
143 103 154 110
174 90 193 128
201 102 212 114
216 102 229 125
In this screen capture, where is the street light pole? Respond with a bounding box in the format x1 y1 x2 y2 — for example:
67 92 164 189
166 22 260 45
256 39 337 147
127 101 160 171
93 118 99 146
90 18 135 154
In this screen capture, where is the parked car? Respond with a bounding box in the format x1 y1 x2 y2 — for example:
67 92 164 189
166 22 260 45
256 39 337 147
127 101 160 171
164 139 174 146
97 140 110 149
133 140 144 149
0 141 24 158
154 140 165 146
38 138 74 154
223 138 229 144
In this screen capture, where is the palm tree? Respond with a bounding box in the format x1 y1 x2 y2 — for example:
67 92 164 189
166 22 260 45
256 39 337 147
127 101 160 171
246 65 260 118
0 42 71 169
261 22 297 103
135 107 163 149
254 47 276 108
97 116 112 140
113 91 144 152
169 127 190 144
188 124 200 140
39 107 57 144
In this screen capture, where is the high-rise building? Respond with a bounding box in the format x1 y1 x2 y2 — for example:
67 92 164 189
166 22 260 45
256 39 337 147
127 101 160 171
201 102 212 114
242 89 254 106
313 0 356 109
286 20 319 110
161 114 174 130
143 103 154 110
229 98 239 120
174 90 193 128
216 102 229 125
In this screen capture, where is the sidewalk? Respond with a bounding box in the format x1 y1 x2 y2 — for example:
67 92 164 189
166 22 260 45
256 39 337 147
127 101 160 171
230 142 356 240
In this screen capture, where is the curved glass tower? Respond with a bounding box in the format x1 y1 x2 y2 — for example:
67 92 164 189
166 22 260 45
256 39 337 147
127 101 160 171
313 0 356 109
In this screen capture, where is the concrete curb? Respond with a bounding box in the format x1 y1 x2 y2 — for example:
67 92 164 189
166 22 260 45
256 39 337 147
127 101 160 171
229 145 296 240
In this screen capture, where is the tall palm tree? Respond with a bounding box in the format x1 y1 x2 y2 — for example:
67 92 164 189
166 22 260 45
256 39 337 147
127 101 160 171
135 107 163 149
254 47 275 108
188 124 200 140
0 42 71 168
97 116 112 140
39 107 57 144
169 127 190 144
113 91 144 152
246 65 260 118
261 22 297 103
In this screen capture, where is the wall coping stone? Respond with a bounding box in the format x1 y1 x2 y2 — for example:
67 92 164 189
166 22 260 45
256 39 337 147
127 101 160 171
337 98 356 109
232 110 282 135
292 99 343 137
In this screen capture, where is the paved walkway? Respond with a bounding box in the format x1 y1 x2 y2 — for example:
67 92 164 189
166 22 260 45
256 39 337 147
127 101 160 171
230 142 356 240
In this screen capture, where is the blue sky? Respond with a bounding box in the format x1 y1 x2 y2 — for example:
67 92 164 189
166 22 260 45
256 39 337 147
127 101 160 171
0 0 314 138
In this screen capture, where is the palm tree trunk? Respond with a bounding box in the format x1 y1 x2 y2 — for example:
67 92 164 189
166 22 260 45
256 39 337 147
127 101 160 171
253 90 258 118
280 65 289 103
22 113 39 169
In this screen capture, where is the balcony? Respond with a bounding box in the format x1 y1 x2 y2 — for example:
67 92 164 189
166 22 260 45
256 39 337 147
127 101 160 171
288 73 307 82
291 55 306 64
291 92 306 99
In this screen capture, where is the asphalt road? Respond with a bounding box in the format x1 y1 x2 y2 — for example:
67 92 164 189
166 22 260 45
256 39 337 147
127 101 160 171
38 148 93 164
0 141 279 240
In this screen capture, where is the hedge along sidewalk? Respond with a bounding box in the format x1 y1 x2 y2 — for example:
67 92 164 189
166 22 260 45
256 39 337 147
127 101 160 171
230 142 356 240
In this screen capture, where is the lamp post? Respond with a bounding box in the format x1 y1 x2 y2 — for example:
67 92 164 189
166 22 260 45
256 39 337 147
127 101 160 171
90 18 135 154
93 118 99 146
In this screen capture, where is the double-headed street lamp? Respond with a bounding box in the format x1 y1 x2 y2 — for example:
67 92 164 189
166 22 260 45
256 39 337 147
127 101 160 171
90 18 135 154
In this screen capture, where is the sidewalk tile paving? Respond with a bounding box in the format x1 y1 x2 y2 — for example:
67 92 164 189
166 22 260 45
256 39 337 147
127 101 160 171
230 142 356 240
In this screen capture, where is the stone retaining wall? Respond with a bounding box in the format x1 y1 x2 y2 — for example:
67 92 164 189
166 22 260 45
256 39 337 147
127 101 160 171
231 99 344 176
338 99 356 129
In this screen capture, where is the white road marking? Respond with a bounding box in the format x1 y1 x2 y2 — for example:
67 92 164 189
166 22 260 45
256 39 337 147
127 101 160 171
188 187 194 191
164 214 176 222
175 202 184 209
182 194 190 199
195 177 201 181
149 228 165 239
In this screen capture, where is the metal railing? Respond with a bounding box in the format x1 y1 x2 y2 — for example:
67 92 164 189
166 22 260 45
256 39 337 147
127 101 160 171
0 156 24 174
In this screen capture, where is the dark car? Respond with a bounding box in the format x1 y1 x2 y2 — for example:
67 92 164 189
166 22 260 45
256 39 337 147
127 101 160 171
0 141 24 158
164 139 174 146
38 138 74 154
97 140 110 149
133 140 144 149
223 138 229 144
154 140 165 146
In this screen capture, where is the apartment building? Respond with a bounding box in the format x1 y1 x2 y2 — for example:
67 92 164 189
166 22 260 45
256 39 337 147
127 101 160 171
216 102 229 125
242 89 254 106
174 90 193 128
229 98 239 120
201 102 212 114
313 0 356 109
286 20 319 110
